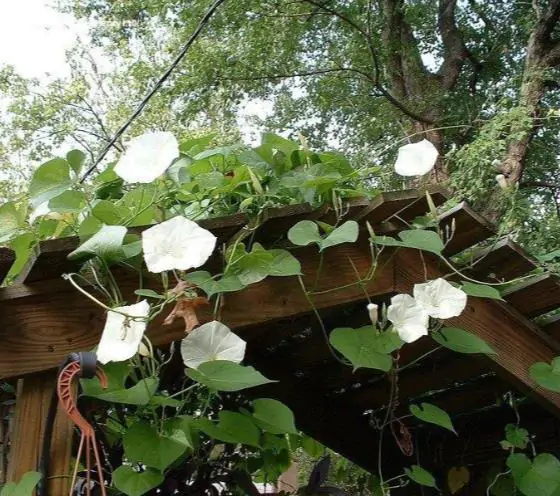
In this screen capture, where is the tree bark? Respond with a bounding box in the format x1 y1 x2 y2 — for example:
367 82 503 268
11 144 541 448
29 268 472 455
499 0 560 186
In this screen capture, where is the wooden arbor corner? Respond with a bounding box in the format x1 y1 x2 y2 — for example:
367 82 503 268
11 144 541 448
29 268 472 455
1 187 560 494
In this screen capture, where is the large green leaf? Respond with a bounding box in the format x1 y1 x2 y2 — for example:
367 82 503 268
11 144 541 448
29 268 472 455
0 471 42 496
48 191 86 213
320 220 359 251
83 376 159 405
508 453 560 496
124 421 188 471
251 398 297 435
405 465 437 488
288 220 323 247
195 411 261 447
432 327 496 355
398 229 444 254
113 466 163 496
187 360 275 391
187 270 245 298
460 281 502 300
68 225 127 262
373 229 444 255
66 149 86 175
0 202 22 242
410 402 456 434
329 326 400 371
529 357 560 392
29 158 73 208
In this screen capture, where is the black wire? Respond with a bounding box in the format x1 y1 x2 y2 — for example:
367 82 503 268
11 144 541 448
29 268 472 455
79 0 228 183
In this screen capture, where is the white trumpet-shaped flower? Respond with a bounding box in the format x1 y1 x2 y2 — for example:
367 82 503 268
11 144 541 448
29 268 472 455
114 131 179 183
414 278 467 319
387 294 429 343
394 139 438 176
181 320 246 369
96 300 150 364
141 216 217 273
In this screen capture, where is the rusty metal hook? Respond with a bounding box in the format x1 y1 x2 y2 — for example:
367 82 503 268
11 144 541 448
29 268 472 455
57 360 108 496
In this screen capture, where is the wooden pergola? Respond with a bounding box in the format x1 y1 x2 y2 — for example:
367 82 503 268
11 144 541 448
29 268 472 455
1 188 560 494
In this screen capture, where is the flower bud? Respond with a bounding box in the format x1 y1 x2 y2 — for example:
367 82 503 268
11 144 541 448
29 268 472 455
367 303 379 325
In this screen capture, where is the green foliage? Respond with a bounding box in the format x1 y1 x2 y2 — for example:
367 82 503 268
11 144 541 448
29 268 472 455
251 398 298 435
460 281 503 300
501 424 530 450
529 357 560 392
372 229 444 255
0 472 42 496
113 466 164 496
329 326 402 371
410 402 456 434
507 453 560 496
432 327 496 355
187 360 275 391
405 465 437 488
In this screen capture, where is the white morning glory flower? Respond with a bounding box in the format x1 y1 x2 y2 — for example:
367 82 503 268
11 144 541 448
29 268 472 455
181 320 246 369
141 216 217 273
414 278 467 319
394 139 438 176
387 294 430 343
114 131 179 183
96 300 150 364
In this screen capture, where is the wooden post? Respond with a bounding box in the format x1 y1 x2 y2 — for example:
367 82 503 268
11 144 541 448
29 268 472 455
7 372 73 494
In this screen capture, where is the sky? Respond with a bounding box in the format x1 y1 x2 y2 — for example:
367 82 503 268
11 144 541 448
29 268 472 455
0 0 271 148
0 0 88 80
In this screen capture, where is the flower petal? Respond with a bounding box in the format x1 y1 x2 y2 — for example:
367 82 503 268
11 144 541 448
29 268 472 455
394 139 438 177
114 131 179 183
181 320 246 369
96 300 150 364
414 278 467 319
141 216 217 273
387 294 429 343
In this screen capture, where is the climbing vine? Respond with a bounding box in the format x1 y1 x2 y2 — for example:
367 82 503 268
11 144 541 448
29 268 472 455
0 132 559 496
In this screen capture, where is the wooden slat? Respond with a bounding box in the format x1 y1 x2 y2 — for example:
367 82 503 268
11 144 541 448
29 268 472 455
396 249 560 416
7 372 73 493
503 274 560 318
0 248 14 284
15 213 248 284
354 189 423 224
464 238 537 282
386 186 449 225
0 236 395 378
541 314 560 340
438 202 495 256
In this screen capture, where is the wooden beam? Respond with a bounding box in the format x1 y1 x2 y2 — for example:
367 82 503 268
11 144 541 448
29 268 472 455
15 213 248 284
464 238 537 282
0 237 395 379
438 202 495 256
395 250 560 416
7 372 73 494
503 274 560 318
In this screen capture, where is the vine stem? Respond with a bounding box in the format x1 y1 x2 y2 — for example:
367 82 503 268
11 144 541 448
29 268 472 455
396 346 443 373
297 275 349 366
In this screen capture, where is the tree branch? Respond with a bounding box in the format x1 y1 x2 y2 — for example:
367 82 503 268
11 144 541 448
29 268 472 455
303 0 435 124
520 181 560 190
437 0 480 90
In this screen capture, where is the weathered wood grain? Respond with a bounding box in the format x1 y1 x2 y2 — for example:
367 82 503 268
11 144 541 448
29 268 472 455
0 237 394 379
7 372 73 493
503 273 560 318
